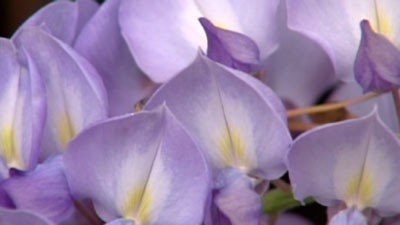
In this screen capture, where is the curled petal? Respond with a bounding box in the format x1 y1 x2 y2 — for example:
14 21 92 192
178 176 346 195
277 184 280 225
355 20 400 92
119 0 280 82
199 17 260 73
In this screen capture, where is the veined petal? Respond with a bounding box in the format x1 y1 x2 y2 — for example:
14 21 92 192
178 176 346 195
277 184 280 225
74 0 156 116
286 0 400 81
119 0 279 82
146 53 291 179
0 38 45 170
0 208 55 225
355 20 400 92
288 112 400 215
13 28 108 155
64 106 210 224
1 156 73 223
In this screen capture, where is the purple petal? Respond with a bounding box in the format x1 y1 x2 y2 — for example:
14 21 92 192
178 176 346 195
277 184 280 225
263 1 337 107
1 156 73 223
355 20 400 92
64 106 210 224
214 169 261 225
74 0 156 116
13 27 108 156
14 0 98 45
288 112 400 215
0 38 46 170
329 208 367 225
0 208 54 225
199 17 260 73
286 0 400 81
106 219 135 225
146 53 291 179
119 0 280 82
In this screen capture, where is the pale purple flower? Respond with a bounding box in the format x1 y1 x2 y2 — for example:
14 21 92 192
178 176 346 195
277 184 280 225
288 112 400 223
64 106 210 225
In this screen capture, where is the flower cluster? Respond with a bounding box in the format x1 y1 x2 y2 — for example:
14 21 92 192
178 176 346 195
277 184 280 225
1 1 400 225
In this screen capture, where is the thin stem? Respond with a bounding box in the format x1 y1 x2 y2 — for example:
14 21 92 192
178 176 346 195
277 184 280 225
287 92 380 118
288 121 318 132
391 89 400 130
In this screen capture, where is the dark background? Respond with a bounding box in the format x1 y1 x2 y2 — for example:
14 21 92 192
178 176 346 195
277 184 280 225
0 0 52 37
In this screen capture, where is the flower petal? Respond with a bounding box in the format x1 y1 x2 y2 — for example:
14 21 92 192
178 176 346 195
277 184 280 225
199 17 260 73
64 106 210 224
355 20 400 92
214 169 261 225
13 0 98 45
0 38 46 170
13 27 108 155
146 53 291 179
1 156 73 223
329 208 367 225
119 0 280 82
0 208 54 225
74 0 156 116
288 112 400 215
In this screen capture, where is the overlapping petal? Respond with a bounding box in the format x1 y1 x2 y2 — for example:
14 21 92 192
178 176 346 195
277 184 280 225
199 17 260 73
64 106 210 224
1 156 73 223
13 27 108 156
14 0 98 45
0 38 46 170
263 1 337 107
288 112 400 215
119 0 280 82
0 208 54 225
355 20 400 92
146 53 291 179
74 0 156 116
286 0 400 81
329 208 367 225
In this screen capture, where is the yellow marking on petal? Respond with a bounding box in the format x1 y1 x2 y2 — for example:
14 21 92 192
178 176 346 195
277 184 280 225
219 127 249 169
123 186 154 224
345 170 375 209
1 126 23 168
58 114 76 150
372 2 394 40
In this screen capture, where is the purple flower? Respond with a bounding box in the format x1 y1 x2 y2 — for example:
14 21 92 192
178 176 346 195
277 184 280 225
288 111 400 223
119 0 281 82
64 106 210 224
